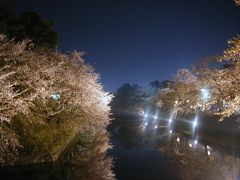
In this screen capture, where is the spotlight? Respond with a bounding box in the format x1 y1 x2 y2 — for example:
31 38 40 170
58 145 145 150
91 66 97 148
207 150 211 156
194 140 198 145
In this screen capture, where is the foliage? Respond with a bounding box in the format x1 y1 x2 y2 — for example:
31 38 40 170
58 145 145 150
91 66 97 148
156 34 240 122
111 83 145 113
63 129 116 179
0 34 113 164
0 7 59 50
234 0 240 6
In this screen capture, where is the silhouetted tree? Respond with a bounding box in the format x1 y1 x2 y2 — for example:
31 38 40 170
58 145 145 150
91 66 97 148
0 7 58 50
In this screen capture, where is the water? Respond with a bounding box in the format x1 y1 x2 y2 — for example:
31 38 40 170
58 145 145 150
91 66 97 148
108 113 240 180
1 113 240 180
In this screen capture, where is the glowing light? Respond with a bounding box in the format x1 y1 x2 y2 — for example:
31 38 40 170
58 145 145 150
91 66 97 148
154 125 158 129
207 150 211 156
193 116 198 128
145 122 148 126
170 130 172 134
194 140 198 145
144 114 148 118
186 99 190 103
189 143 192 148
169 118 172 123
154 115 158 120
51 94 60 101
193 120 197 128
177 137 180 142
201 88 210 101
175 100 178 104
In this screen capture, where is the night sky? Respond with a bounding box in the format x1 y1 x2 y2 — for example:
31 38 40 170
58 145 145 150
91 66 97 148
4 0 240 91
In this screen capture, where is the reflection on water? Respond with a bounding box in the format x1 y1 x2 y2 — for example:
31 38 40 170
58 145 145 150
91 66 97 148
109 114 240 180
0 131 115 180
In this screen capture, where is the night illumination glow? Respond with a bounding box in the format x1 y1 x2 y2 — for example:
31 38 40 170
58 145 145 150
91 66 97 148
145 122 148 126
51 94 60 101
189 143 192 148
201 88 210 101
154 115 158 120
207 150 211 156
154 125 158 129
194 140 198 145
170 130 172 134
177 137 180 142
193 120 197 128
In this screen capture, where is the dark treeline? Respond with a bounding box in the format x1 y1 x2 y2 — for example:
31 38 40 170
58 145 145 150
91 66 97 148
111 80 173 114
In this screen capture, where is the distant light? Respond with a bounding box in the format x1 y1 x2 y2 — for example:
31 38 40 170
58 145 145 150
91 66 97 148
186 100 190 103
169 118 172 123
194 140 198 145
154 125 158 129
175 100 178 104
189 143 192 148
154 115 158 120
170 130 172 134
207 145 210 149
207 150 211 156
144 114 148 118
51 94 60 101
177 137 180 142
145 122 148 126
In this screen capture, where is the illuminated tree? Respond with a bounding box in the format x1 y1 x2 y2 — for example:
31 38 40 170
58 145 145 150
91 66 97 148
0 34 113 165
156 69 201 117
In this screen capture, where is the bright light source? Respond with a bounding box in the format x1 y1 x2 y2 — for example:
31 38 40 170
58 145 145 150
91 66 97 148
154 125 158 129
175 100 178 104
169 118 172 123
189 143 192 148
177 137 180 142
201 88 210 101
207 150 211 156
144 114 148 118
194 140 198 145
186 99 190 103
170 130 172 134
154 115 158 120
145 122 148 126
193 120 197 128
193 116 198 128
51 94 60 101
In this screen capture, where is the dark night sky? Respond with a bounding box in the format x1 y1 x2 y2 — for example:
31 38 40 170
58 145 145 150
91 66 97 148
3 0 240 91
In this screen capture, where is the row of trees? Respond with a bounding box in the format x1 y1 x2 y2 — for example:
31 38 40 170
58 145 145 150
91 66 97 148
0 7 58 50
0 34 113 174
155 35 240 121
111 80 172 114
